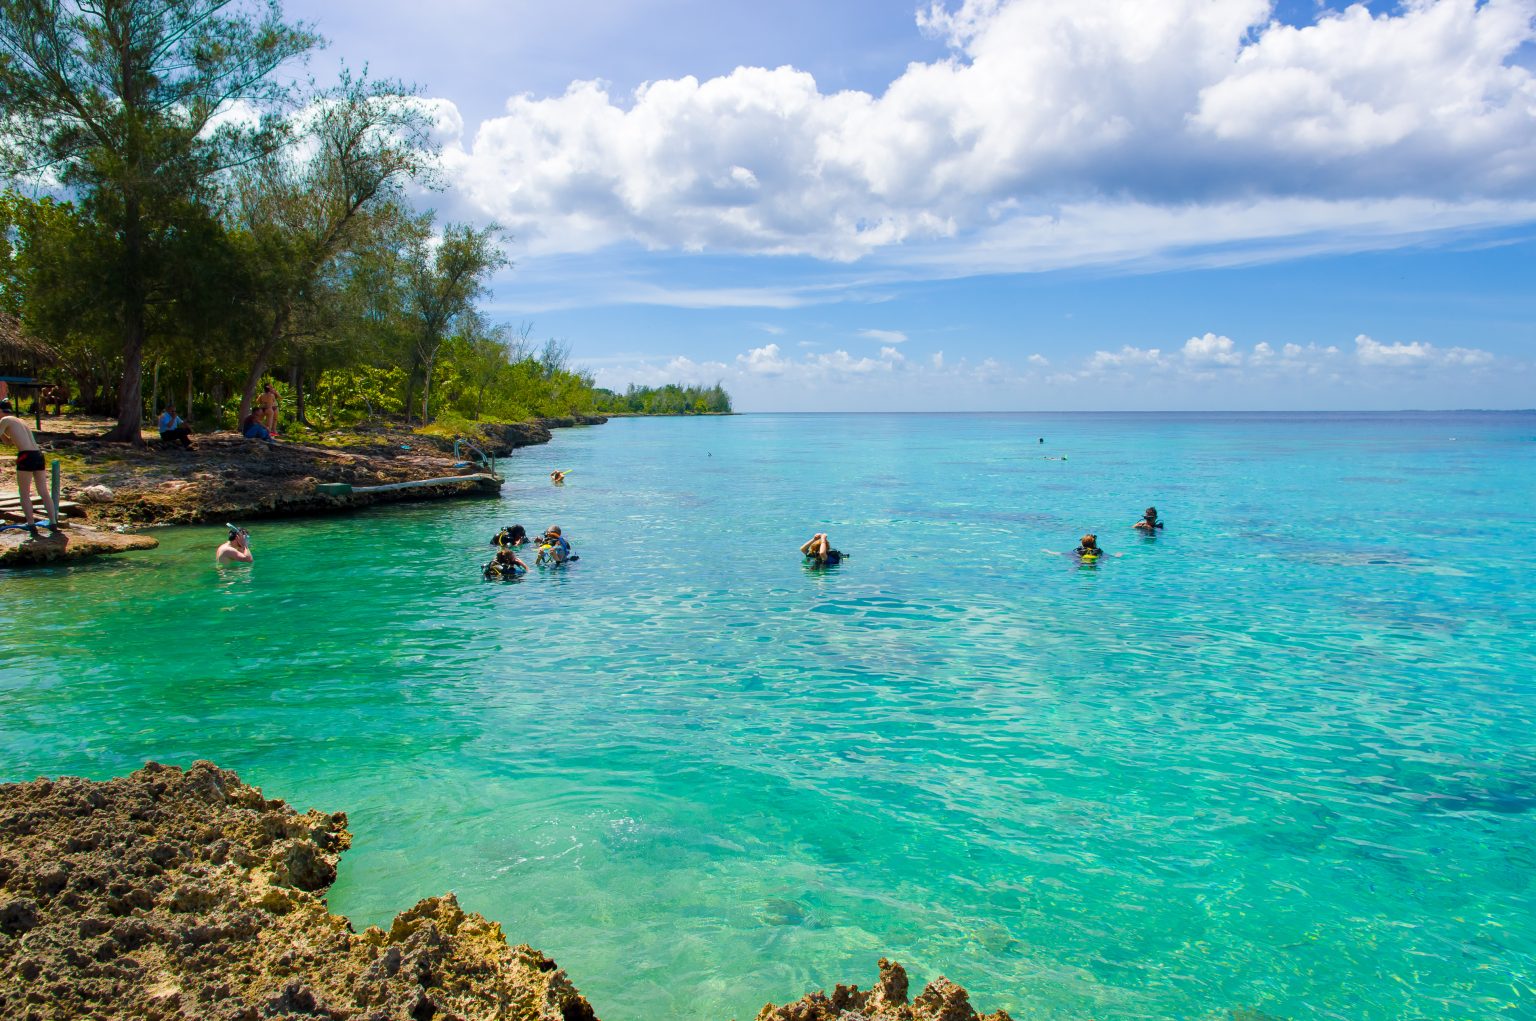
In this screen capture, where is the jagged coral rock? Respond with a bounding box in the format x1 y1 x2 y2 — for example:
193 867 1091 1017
0 761 597 1021
754 959 1012 1021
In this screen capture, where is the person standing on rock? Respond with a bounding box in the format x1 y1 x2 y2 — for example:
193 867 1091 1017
257 383 279 435
0 398 62 536
216 526 253 564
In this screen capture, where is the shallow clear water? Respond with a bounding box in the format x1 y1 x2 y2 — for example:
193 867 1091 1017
4 412 1535 1021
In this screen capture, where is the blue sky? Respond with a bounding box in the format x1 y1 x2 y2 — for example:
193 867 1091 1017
289 0 1536 410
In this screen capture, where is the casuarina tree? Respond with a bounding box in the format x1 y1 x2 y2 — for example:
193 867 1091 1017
0 0 319 441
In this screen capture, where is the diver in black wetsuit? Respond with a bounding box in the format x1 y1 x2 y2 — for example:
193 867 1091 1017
1134 507 1164 532
800 532 845 566
1075 534 1104 558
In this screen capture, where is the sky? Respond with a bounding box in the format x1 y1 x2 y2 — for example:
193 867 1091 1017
287 0 1536 410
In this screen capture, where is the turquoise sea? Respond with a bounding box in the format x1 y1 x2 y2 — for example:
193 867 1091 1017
3 412 1535 1020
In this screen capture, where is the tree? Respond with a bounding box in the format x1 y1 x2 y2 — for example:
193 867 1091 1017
0 0 318 441
232 68 439 425
401 219 507 424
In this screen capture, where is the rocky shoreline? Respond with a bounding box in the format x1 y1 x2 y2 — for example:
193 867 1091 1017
0 415 608 567
0 762 1011 1021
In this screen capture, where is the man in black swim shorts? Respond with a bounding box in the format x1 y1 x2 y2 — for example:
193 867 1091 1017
0 399 62 534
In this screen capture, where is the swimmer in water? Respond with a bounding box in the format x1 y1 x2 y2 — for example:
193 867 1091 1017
216 526 252 564
550 469 567 485
1134 506 1164 531
1074 533 1103 559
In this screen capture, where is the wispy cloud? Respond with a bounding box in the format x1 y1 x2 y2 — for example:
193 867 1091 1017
858 328 908 344
584 328 1520 410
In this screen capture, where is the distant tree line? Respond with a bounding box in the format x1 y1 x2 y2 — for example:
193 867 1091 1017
0 0 725 438
594 384 733 415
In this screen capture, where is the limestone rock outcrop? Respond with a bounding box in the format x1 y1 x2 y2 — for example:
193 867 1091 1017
0 761 596 1021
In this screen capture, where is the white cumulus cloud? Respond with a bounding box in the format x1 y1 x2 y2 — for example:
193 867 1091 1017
1354 333 1496 368
433 0 1536 270
1182 332 1244 367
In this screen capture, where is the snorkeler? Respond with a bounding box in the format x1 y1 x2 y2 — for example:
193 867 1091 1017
800 532 845 566
216 526 253 564
1134 506 1164 531
1074 534 1103 559
550 469 567 485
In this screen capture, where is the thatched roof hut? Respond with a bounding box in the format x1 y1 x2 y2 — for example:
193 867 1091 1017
0 312 60 370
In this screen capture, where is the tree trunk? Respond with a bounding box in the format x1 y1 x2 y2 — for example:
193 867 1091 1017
103 191 147 444
291 357 309 426
148 358 160 424
239 311 285 424
421 356 433 424
186 369 193 426
103 325 146 442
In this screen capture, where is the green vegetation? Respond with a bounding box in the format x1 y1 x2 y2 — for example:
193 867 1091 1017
0 1 726 440
595 384 733 416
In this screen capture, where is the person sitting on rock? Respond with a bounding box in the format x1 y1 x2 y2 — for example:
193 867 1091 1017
157 404 193 449
240 413 276 445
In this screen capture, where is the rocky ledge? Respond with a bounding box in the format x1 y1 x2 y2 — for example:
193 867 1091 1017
0 762 1011 1021
0 522 158 568
50 433 505 527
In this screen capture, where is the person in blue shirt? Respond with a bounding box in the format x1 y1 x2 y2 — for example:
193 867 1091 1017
157 404 192 448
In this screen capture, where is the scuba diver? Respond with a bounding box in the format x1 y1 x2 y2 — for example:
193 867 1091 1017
490 524 528 548
535 525 577 566
484 523 530 579
800 532 846 566
1134 506 1164 531
1075 534 1104 561
483 545 528 580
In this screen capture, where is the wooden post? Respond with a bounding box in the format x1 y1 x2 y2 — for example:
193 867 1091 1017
51 459 60 511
